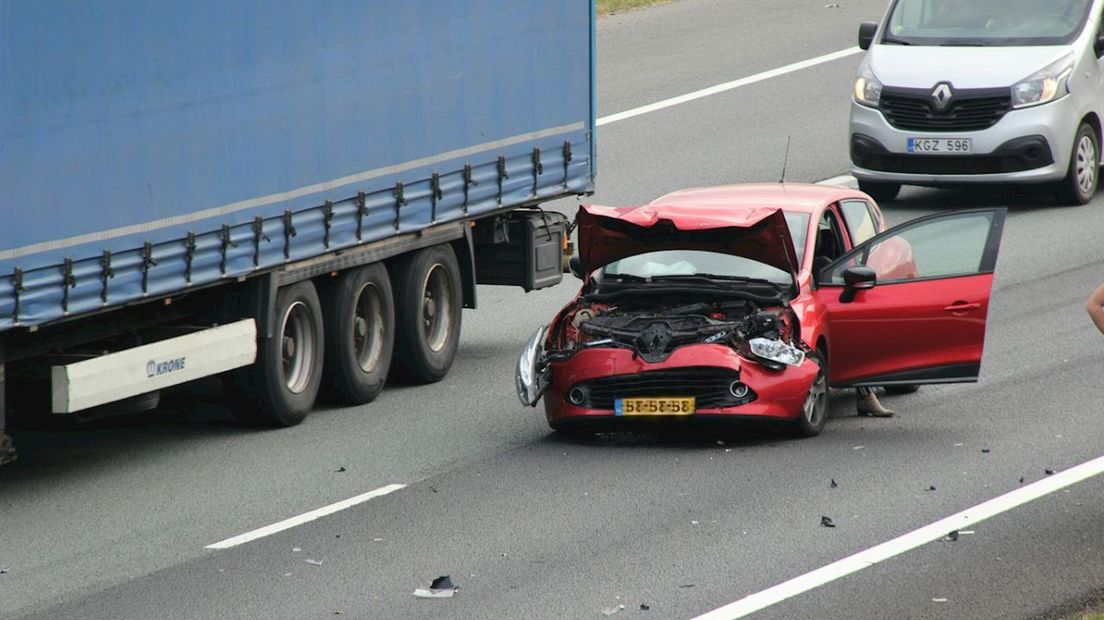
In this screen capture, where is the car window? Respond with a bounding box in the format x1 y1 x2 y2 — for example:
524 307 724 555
784 212 811 267
822 211 996 284
811 209 847 276
840 200 879 246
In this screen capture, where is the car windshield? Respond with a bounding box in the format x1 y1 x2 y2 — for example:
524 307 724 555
600 250 793 287
784 212 811 267
884 0 1093 46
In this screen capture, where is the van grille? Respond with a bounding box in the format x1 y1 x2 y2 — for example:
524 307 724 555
880 87 1012 132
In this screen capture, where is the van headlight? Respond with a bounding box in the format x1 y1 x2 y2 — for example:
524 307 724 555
749 338 806 368
1011 54 1074 109
853 59 883 108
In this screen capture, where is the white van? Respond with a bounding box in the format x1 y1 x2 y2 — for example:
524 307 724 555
850 0 1103 205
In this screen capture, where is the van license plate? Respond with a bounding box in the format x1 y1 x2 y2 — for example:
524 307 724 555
907 138 972 154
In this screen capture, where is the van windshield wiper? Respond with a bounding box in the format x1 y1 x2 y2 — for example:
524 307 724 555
882 35 912 45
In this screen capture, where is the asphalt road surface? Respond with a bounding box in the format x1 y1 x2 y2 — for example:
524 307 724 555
4 1 1104 618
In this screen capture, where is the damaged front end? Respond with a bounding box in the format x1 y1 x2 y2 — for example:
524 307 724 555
516 325 550 407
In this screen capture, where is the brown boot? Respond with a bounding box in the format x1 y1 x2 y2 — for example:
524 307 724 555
857 391 895 418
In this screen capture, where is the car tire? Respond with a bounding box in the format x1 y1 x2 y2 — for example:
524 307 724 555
391 244 463 384
223 281 325 427
1055 123 1099 206
792 351 829 438
321 264 395 405
857 180 901 203
883 385 920 395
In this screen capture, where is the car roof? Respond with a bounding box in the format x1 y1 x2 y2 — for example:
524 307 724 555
648 183 869 215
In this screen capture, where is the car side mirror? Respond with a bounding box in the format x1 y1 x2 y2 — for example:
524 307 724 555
568 256 585 280
1095 33 1104 57
840 266 876 303
858 21 878 51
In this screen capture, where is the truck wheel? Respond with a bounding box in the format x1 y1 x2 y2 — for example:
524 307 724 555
321 264 395 405
1055 123 1099 205
857 180 901 203
224 281 324 427
391 244 462 383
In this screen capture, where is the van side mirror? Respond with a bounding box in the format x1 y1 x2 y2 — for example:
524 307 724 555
858 22 878 51
1095 33 1104 58
840 266 876 303
568 256 585 280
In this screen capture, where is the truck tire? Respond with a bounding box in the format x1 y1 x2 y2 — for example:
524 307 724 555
1055 123 1099 205
321 264 395 405
224 281 324 427
391 244 462 384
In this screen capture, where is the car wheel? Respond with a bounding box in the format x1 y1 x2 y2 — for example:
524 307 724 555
857 180 901 203
223 281 325 427
321 263 395 405
883 385 920 395
391 244 463 384
792 351 829 438
1056 123 1099 206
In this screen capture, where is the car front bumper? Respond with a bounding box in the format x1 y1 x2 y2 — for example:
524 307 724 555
543 344 819 424
848 96 1079 186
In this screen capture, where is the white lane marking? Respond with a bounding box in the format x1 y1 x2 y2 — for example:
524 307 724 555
691 455 1104 620
597 47 862 127
817 174 858 188
205 483 406 550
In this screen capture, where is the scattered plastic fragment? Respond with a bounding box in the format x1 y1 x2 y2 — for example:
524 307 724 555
932 598 948 603
825 3 841 7
679 584 695 589
981 449 990 454
820 516 836 528
953 443 964 447
852 446 864 450
1045 469 1056 476
305 559 323 566
1019 477 1025 484
830 478 838 489
0 568 7 575
292 547 302 553
926 485 936 491
414 576 458 599
283 572 293 577
944 530 959 542
959 530 974 535
335 467 346 473
601 604 625 616
691 520 700 525
640 604 651 611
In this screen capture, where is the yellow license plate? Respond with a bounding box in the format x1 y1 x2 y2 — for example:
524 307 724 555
616 397 696 416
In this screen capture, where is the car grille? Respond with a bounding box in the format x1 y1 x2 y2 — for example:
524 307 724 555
571 367 752 410
880 89 1011 132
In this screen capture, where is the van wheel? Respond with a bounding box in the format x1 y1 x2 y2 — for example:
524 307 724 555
857 180 901 203
391 245 462 384
321 264 395 405
792 351 829 438
224 281 324 427
1056 123 1099 205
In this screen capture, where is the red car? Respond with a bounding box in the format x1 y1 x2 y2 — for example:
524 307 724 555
516 183 1005 437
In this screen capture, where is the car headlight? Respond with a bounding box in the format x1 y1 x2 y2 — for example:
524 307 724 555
515 325 550 406
1011 54 1074 109
749 338 806 367
853 59 883 108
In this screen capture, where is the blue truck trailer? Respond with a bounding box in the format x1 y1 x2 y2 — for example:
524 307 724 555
0 0 596 463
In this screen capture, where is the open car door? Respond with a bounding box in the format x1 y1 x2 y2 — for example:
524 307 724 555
812 208 1006 387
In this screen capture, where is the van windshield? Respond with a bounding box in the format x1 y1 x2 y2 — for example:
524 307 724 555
884 0 1093 47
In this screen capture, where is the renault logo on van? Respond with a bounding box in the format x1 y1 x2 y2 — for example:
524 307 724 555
931 83 954 112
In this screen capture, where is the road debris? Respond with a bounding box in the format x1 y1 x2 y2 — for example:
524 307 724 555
944 530 959 542
1045 468 1057 476
292 547 302 553
1019 477 1025 484
953 443 964 447
0 568 8 575
820 516 836 528
414 575 458 599
335 467 346 473
601 604 625 616
932 598 948 603
678 584 695 589
830 478 838 489
926 485 936 491
852 446 864 450
640 604 651 610
691 520 700 525
305 559 323 566
981 449 990 453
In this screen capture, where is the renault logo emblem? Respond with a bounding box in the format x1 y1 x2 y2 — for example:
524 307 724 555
931 83 954 112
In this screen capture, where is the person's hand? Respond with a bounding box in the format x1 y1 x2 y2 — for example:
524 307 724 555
1087 283 1104 336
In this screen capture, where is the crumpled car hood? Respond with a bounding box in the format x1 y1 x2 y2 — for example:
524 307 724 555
576 203 799 277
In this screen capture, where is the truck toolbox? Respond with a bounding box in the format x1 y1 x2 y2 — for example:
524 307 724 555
474 211 570 292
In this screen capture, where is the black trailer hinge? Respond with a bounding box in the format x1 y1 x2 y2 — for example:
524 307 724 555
219 224 238 276
61 258 76 313
355 192 368 242
282 210 297 260
496 156 508 205
462 164 477 216
562 141 573 188
322 200 334 249
393 182 407 231
531 148 543 196
430 173 443 223
252 216 270 268
99 250 115 304
141 242 158 295
184 232 197 284
11 268 25 324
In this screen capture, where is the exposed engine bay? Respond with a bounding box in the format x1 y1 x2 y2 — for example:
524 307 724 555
546 299 806 365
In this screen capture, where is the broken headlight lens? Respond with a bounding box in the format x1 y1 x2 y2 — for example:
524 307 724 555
516 325 550 406
749 338 806 368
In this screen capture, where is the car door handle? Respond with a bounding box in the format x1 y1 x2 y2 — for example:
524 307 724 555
944 302 981 313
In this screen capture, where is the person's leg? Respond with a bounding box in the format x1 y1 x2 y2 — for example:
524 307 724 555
857 386 895 417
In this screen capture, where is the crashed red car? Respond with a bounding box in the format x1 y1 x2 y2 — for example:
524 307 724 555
516 183 1005 437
